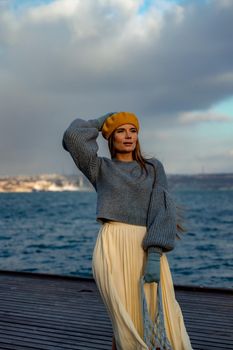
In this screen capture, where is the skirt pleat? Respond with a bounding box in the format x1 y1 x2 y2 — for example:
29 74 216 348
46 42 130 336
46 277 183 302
92 221 193 350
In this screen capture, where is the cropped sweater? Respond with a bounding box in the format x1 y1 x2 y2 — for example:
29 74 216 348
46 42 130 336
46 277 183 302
62 115 177 253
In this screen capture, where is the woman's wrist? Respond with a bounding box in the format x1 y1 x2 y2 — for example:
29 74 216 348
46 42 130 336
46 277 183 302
96 114 110 131
88 113 116 131
148 246 163 255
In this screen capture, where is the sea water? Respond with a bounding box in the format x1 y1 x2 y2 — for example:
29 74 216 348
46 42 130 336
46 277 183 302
0 188 232 289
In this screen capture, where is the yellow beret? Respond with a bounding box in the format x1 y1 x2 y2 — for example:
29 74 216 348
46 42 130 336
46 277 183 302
101 112 140 140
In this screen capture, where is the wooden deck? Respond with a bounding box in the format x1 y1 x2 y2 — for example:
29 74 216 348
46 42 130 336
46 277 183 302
0 270 232 350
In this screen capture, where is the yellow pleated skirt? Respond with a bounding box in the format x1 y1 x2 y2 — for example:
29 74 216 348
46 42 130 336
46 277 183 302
92 221 193 350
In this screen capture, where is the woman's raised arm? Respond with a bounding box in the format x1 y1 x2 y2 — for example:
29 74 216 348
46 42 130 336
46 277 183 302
62 114 111 188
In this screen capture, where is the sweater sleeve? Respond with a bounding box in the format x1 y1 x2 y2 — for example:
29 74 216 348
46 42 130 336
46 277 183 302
142 159 177 253
62 115 108 188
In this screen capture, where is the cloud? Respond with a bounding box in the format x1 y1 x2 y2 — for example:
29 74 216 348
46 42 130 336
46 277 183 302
0 0 233 175
1 0 233 110
178 111 233 124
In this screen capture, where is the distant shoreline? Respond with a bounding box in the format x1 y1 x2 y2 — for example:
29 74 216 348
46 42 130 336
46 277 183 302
0 173 92 193
0 173 232 192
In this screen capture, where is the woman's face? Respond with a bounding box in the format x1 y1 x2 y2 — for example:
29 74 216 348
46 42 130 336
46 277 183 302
112 123 138 154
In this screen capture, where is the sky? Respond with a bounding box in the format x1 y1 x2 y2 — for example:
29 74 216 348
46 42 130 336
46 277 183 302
0 0 233 176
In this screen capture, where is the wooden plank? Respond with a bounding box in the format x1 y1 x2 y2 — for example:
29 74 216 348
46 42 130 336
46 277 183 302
0 270 232 350
0 272 112 350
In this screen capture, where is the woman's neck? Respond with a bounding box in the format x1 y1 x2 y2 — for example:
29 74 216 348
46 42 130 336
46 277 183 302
114 152 133 162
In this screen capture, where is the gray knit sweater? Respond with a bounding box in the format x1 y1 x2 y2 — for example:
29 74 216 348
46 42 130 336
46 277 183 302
62 115 177 253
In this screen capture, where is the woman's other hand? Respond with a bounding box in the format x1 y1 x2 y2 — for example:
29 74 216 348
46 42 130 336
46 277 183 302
144 247 162 283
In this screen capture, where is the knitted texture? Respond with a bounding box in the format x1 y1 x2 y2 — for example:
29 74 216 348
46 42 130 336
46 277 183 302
142 162 177 252
62 116 177 252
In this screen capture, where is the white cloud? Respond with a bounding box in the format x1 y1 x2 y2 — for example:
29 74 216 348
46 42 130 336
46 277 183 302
178 111 232 125
27 0 79 21
0 0 233 175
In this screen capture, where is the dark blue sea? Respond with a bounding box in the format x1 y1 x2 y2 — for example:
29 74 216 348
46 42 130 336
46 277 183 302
0 182 232 289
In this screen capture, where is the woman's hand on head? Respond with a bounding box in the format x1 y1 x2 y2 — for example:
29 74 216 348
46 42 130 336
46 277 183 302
97 113 116 131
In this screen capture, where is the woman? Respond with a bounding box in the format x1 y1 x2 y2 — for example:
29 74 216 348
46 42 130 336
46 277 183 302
62 112 193 350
